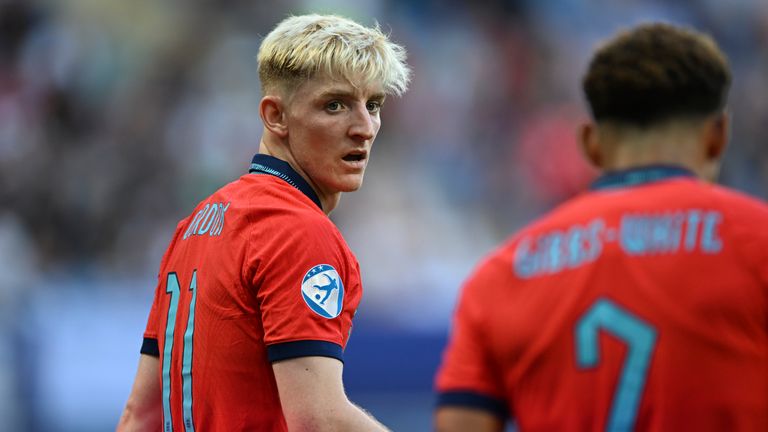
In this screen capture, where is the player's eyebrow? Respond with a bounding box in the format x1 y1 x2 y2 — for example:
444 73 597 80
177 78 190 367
319 89 386 101
370 92 386 102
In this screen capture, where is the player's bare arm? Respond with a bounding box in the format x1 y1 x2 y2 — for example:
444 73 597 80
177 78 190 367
116 354 161 431
273 356 390 432
435 407 504 432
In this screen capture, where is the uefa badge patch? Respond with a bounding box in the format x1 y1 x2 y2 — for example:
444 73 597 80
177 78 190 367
301 264 344 319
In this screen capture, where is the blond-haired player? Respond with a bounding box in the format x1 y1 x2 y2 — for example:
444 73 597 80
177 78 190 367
118 14 410 431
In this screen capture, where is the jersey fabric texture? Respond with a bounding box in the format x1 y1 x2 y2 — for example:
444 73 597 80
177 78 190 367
141 154 363 431
435 165 768 431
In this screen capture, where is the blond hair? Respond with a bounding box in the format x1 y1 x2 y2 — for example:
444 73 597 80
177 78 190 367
258 14 411 96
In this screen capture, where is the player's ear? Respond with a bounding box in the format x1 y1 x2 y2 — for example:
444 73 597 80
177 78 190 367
579 122 603 169
704 112 729 161
260 95 289 138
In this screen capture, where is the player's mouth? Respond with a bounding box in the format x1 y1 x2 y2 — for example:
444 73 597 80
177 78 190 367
342 150 367 168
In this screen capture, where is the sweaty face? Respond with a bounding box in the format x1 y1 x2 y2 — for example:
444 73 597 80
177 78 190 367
283 75 385 204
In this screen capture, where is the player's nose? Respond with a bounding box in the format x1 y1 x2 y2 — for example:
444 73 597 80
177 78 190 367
348 104 377 141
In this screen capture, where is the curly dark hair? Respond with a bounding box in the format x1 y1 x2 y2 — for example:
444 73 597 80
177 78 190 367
583 23 731 126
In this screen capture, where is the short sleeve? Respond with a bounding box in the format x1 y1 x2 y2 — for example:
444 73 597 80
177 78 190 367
248 209 361 364
435 261 509 419
140 280 163 356
141 219 188 356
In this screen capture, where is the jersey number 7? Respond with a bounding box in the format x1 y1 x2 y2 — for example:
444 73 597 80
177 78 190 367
162 271 198 432
575 299 658 432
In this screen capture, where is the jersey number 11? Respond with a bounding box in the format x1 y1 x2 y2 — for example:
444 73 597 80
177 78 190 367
162 270 198 432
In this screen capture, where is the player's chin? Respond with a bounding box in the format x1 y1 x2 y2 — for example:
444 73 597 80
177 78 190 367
335 174 366 192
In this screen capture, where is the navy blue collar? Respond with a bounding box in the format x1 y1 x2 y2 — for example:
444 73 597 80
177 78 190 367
249 154 323 211
590 165 696 191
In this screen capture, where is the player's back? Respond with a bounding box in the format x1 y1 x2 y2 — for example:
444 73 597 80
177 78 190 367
450 169 768 431
145 169 343 431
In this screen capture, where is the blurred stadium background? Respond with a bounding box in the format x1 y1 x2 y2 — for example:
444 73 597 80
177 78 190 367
1 0 767 430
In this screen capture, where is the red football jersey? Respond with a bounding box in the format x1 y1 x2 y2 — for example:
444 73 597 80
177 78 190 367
142 155 362 431
436 166 768 431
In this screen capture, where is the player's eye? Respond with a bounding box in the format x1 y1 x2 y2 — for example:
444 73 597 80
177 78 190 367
366 101 382 113
326 101 343 112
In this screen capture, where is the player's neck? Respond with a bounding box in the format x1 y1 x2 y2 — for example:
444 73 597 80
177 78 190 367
597 121 713 179
603 146 701 173
257 138 340 215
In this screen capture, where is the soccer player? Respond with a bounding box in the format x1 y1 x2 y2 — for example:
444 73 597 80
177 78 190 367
117 14 410 431
434 23 768 431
